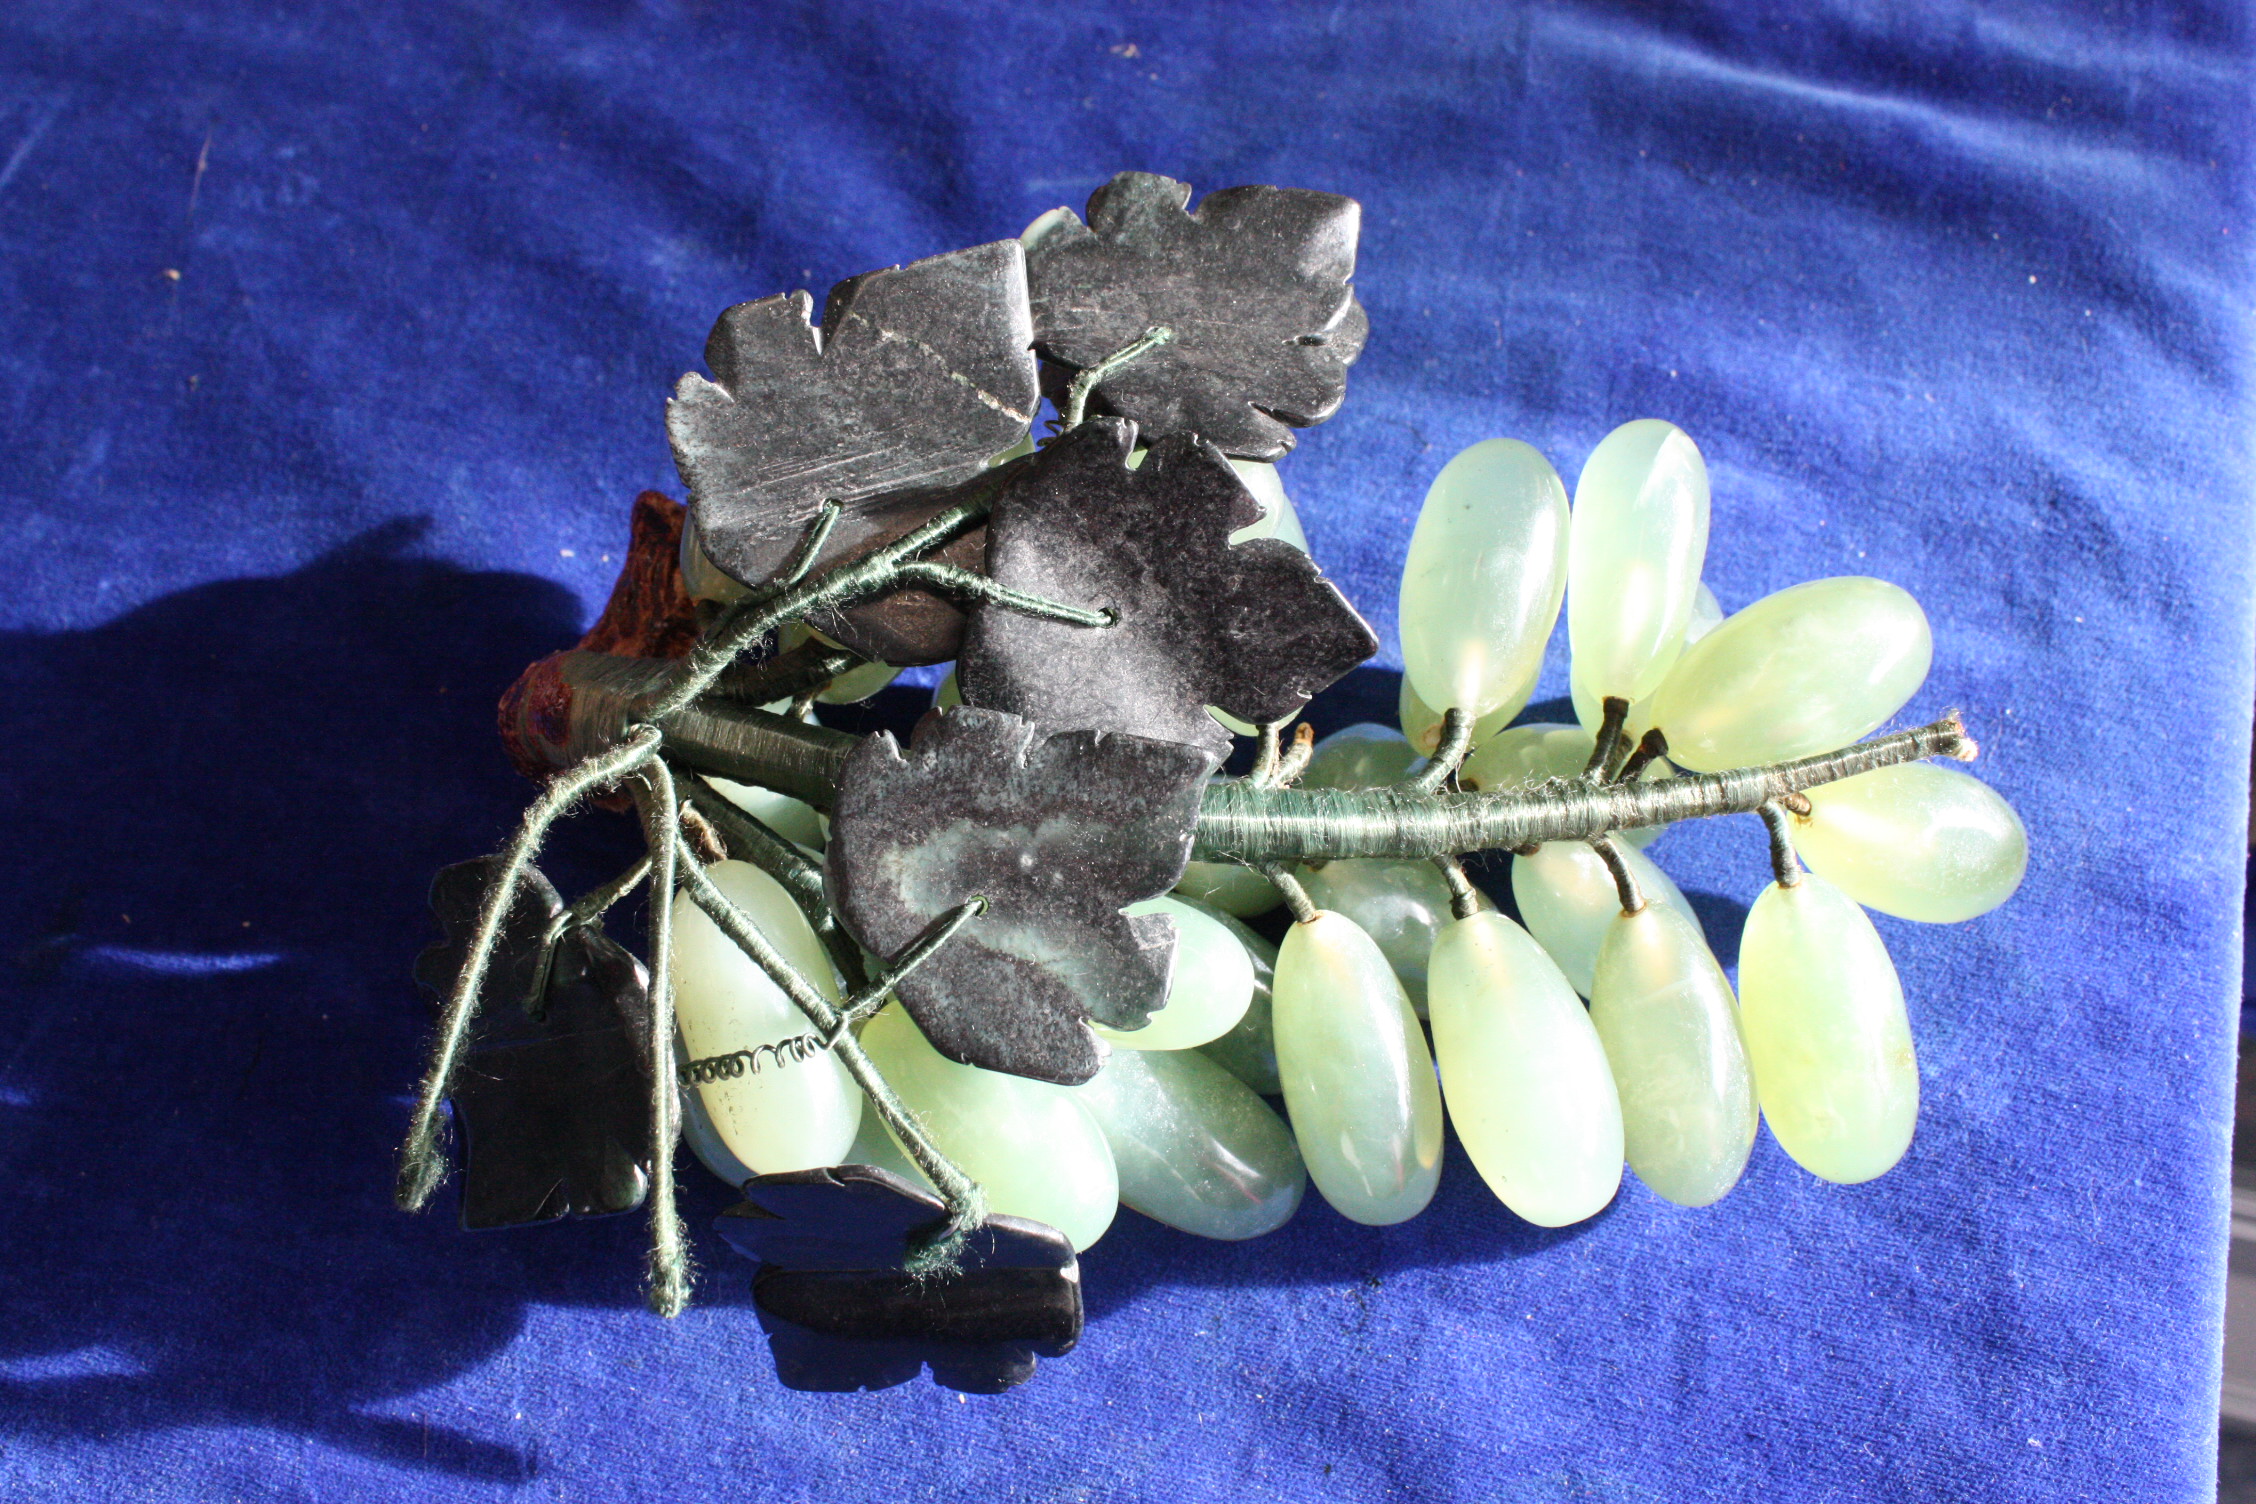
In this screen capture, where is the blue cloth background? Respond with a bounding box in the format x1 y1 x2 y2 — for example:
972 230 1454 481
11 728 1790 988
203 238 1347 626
1 2 2248 1499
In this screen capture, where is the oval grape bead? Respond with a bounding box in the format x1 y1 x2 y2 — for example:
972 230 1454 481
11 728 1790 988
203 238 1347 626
1428 912 1623 1226
1076 1047 1306 1240
706 774 827 851
1648 577 1932 773
1272 912 1445 1225
1398 678 1518 756
1300 722 1422 791
1173 858 1283 918
1587 903 1756 1208
1510 840 1697 997
1193 903 1283 1096
1567 420 1710 728
1686 580 1724 644
1228 459 1310 552
1793 763 2028 923
669 861 861 1175
1296 857 1482 1017
857 1006 1119 1251
1399 439 1570 722
1092 896 1254 1051
1738 873 1918 1184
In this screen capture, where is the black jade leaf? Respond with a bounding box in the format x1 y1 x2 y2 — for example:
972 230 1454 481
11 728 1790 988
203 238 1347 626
716 1165 1082 1395
666 240 1040 663
958 418 1378 756
1023 171 1367 460
416 858 653 1231
826 707 1215 1084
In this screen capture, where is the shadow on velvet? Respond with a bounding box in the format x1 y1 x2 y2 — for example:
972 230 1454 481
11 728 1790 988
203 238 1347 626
0 520 738 1482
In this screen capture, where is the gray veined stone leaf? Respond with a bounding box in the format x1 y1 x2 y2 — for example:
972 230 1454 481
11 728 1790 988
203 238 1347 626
666 240 1040 664
825 708 1216 1085
1024 171 1367 461
958 418 1378 756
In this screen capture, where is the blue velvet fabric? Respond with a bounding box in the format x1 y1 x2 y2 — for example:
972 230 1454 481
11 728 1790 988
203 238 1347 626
1 3 2249 1499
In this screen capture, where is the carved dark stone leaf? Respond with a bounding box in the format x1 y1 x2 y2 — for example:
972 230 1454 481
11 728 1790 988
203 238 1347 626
666 241 1039 664
825 707 1215 1084
715 1165 1082 1395
416 858 653 1231
1024 171 1367 460
957 419 1378 756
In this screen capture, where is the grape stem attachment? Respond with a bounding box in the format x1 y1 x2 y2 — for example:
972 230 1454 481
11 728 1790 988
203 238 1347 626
1759 801 1805 887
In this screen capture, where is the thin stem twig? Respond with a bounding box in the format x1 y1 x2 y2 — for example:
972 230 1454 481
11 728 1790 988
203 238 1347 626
1616 728 1670 785
1588 833 1645 914
1274 722 1316 785
1262 865 1318 924
1583 696 1631 780
892 561 1114 627
1411 708 1473 795
1759 802 1805 887
630 762 691 1317
1060 325 1175 430
1434 854 1482 921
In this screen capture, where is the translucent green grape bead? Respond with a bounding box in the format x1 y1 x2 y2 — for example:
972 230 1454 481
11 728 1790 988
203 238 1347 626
1092 896 1255 1051
669 861 861 1175
1193 903 1282 1096
858 1005 1119 1251
1076 1047 1306 1240
1428 912 1623 1226
1567 420 1710 730
1648 577 1932 773
1793 763 2028 923
1228 459 1310 552
1458 722 1666 848
1510 840 1697 996
1297 857 1484 1017
1738 873 1918 1184
1173 857 1282 918
1399 679 1517 756
1686 580 1724 644
706 773 827 851
1300 722 1422 791
1273 912 1445 1225
1588 902 1756 1208
1398 439 1570 724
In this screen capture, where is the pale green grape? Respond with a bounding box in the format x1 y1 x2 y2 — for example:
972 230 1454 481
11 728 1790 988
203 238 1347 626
669 861 860 1175
1794 763 2027 923
1587 902 1755 1208
1075 1047 1306 1239
933 670 962 709
1458 722 1667 848
1567 420 1710 729
705 773 827 851
679 512 752 605
1272 911 1444 1225
1092 896 1254 1051
1300 722 1422 791
1228 459 1310 552
1738 873 1918 1184
1686 580 1724 644
1398 439 1570 723
1398 672 1521 756
1510 840 1697 996
1173 858 1283 918
1648 577 1931 773
1296 857 1485 1017
841 1100 933 1189
1193 903 1282 1096
858 1005 1118 1251
1428 912 1623 1226
1208 706 1261 737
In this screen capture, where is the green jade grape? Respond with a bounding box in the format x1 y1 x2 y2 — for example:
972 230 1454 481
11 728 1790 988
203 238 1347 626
1511 839 1698 997
858 1005 1119 1251
1737 871 1918 1184
1428 911 1624 1227
1075 1047 1307 1240
1294 723 1485 1015
1649 577 1931 773
1459 722 1667 848
1190 901 1283 1096
1398 438 1570 727
1172 854 1283 918
1398 680 1517 756
1588 901 1756 1208
1792 763 2028 923
1227 458 1310 551
1272 910 1445 1225
706 774 827 851
669 861 862 1174
1567 419 1710 733
1091 895 1255 1051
